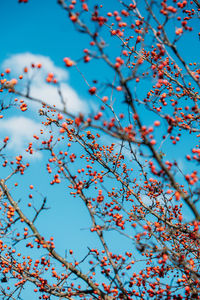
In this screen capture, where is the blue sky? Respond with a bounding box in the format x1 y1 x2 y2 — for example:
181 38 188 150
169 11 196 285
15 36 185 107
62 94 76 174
0 0 200 299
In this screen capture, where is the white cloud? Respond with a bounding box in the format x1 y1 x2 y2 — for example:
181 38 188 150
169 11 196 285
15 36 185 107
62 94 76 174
0 117 42 159
1 52 88 114
0 53 89 157
30 82 88 114
2 52 68 82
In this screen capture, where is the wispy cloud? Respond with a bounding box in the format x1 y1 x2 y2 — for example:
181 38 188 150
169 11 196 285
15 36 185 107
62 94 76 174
0 116 42 159
2 52 88 114
0 53 89 157
2 52 68 82
30 82 88 114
